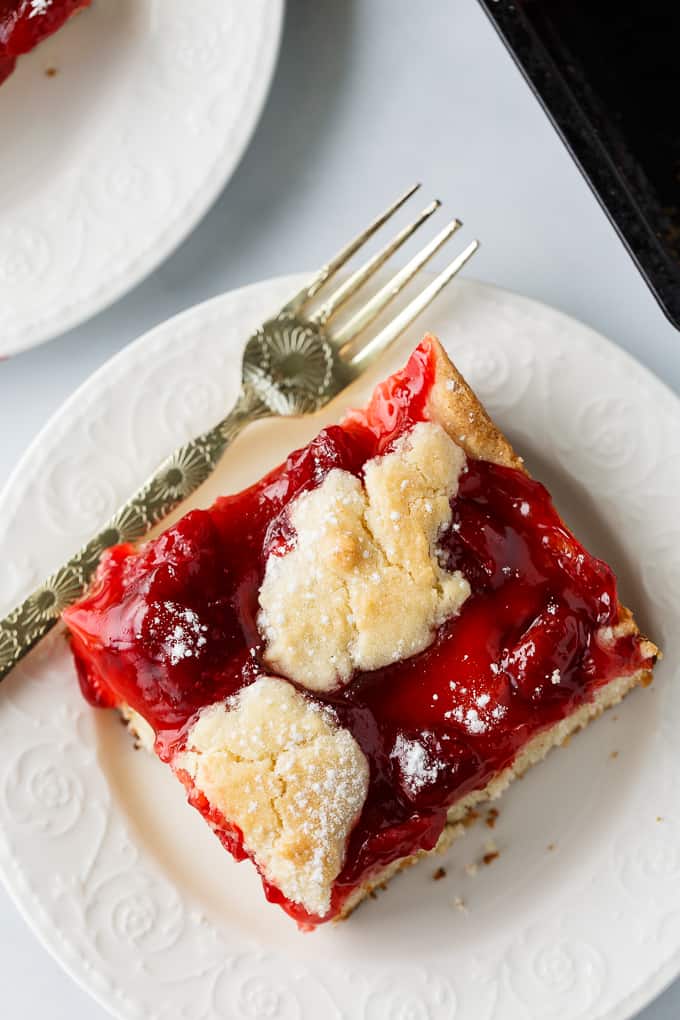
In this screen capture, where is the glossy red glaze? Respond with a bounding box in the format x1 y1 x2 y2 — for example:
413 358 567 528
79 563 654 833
0 0 90 84
64 339 654 927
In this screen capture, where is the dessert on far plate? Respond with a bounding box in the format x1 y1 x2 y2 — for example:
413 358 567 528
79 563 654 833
0 0 91 85
63 336 658 929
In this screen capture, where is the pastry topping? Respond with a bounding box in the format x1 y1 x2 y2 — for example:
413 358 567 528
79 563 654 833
175 677 369 917
258 423 470 692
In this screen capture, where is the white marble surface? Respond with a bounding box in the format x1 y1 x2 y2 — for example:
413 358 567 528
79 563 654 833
0 1 677 1016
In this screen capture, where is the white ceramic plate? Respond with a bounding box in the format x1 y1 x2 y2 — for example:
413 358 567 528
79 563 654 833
0 276 679 1020
0 0 283 357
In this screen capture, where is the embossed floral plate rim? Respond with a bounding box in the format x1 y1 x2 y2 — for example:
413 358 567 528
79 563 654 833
0 275 679 1020
0 0 283 357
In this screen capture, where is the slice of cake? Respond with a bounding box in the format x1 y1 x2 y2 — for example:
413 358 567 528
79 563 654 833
63 337 658 928
0 0 91 86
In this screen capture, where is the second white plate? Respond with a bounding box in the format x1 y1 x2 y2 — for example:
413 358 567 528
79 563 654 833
0 0 283 356
0 276 679 1020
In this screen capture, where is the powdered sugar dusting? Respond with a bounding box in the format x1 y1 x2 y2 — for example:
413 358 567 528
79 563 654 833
29 0 53 16
465 707 487 735
444 685 509 731
392 732 445 795
146 601 208 666
177 678 369 917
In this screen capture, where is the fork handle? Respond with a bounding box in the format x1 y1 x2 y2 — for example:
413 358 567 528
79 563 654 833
0 386 268 683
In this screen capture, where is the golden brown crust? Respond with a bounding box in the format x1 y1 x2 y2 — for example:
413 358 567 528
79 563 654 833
611 604 659 662
424 335 524 472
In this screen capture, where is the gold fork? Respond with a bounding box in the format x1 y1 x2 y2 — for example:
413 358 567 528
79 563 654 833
0 184 478 681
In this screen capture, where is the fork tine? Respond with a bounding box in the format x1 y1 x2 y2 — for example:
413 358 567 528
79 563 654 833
333 217 463 348
345 240 480 369
309 199 441 326
279 184 421 316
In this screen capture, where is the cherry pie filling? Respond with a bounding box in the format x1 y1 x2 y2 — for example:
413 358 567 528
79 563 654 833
64 340 654 926
0 0 90 84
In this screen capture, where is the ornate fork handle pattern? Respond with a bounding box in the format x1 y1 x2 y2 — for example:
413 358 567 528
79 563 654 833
0 386 268 681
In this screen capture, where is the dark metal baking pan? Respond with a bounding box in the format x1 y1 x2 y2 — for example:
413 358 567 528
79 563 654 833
479 0 680 331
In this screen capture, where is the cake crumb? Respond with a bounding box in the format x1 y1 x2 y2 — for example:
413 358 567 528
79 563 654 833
45 67 58 77
452 896 467 912
610 750 619 760
482 838 499 866
657 816 664 823
462 809 479 829
485 807 499 829
432 866 447 881
547 842 556 852
258 422 470 692
465 862 478 877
